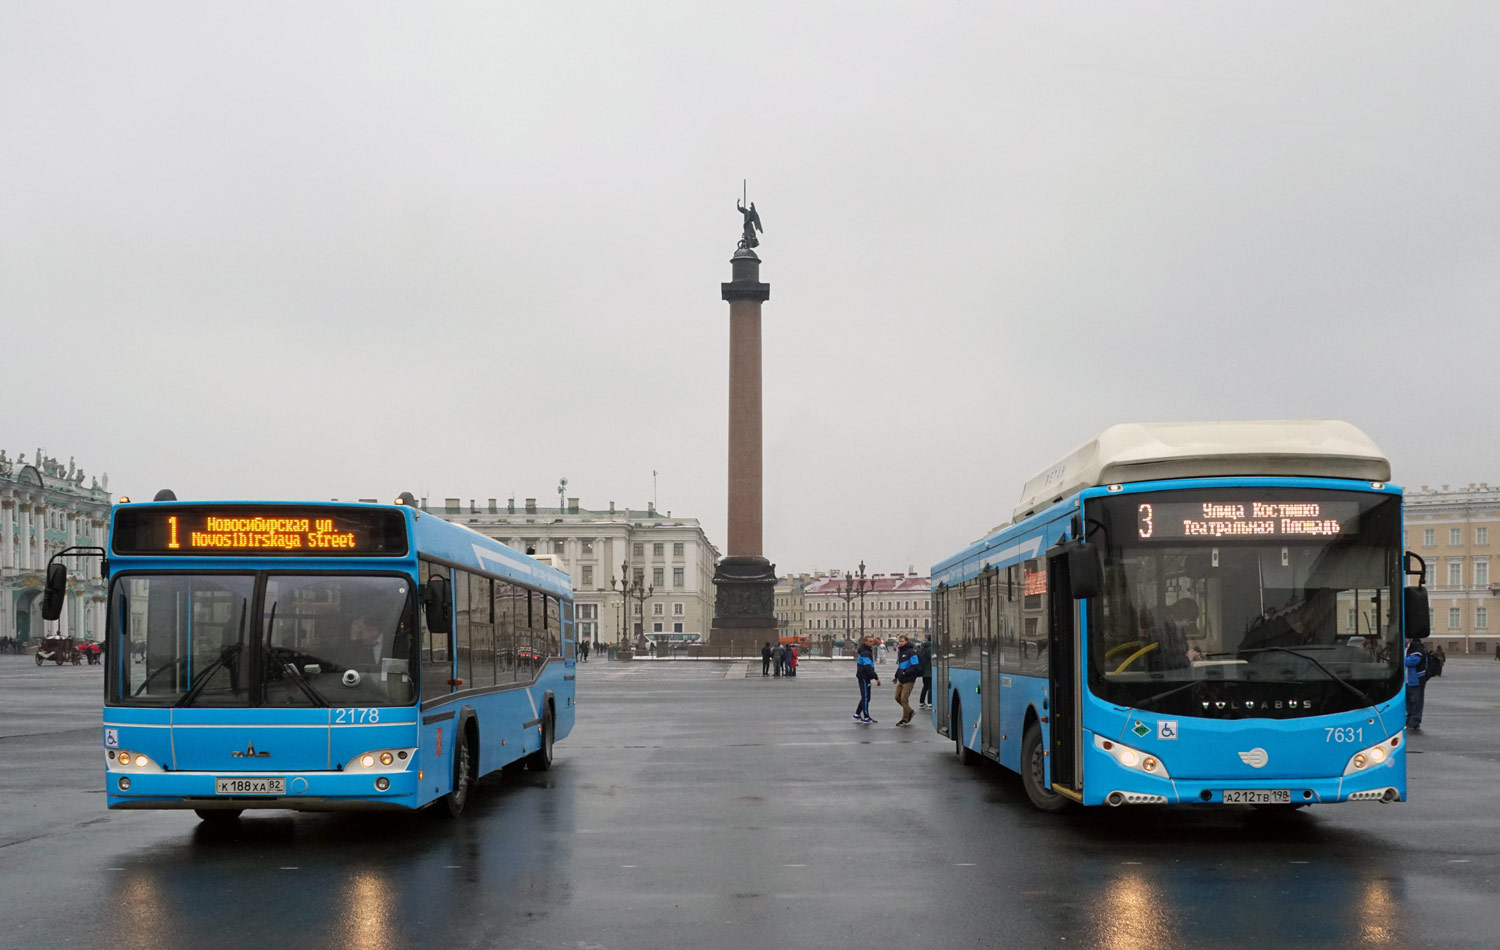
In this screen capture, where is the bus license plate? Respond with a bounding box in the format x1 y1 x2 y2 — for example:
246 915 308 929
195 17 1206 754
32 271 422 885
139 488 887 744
215 777 285 796
1222 789 1290 804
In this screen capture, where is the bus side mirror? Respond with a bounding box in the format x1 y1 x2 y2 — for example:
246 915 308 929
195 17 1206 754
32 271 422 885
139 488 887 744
42 563 68 621
1403 585 1429 640
422 576 452 634
1068 542 1102 600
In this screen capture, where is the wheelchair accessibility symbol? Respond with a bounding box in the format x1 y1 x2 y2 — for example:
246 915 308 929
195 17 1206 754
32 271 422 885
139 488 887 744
1157 720 1179 741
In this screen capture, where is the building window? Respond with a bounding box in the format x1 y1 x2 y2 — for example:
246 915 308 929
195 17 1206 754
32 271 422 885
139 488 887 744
1477 561 1489 588
653 567 665 587
673 567 684 587
578 604 598 620
653 622 663 632
1479 527 1490 546
653 603 664 616
1449 607 1462 630
673 542 684 557
581 565 594 587
1423 529 1435 547
581 540 594 554
653 543 664 557
673 602 684 616
1451 528 1463 546
553 539 566 554
633 568 644 586
633 543 643 557
1478 607 1489 629
673 622 683 633
1449 561 1463 587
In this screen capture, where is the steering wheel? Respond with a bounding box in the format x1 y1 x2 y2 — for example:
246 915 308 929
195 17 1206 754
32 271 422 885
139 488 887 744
1113 642 1159 674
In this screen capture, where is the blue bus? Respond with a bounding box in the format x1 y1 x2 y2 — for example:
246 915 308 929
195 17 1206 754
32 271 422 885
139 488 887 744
931 421 1429 811
44 493 575 820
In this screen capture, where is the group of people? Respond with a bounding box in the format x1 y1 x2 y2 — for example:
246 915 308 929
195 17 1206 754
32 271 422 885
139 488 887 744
853 634 932 724
0 636 25 654
760 641 799 676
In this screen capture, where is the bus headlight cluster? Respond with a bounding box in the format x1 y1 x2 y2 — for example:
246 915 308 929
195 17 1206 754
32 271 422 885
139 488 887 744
1093 733 1171 779
1343 732 1402 776
344 749 414 773
107 749 160 770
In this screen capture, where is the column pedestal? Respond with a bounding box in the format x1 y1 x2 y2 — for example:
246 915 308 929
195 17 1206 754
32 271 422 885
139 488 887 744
711 555 778 652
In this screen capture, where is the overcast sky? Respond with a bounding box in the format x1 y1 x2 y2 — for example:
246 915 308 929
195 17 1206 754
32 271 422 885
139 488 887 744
4 3 1498 576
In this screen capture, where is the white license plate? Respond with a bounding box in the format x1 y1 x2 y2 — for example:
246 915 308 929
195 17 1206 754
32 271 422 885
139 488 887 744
1222 788 1290 804
215 777 285 796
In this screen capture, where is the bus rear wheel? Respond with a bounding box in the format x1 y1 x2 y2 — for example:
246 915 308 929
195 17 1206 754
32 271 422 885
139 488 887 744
527 707 554 771
1021 724 1071 813
952 697 977 766
440 727 475 818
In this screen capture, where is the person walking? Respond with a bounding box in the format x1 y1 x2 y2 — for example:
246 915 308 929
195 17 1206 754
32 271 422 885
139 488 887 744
761 641 773 676
917 637 933 709
853 637 880 723
772 641 784 678
579 640 589 663
1404 637 1428 730
785 643 797 677
893 635 919 725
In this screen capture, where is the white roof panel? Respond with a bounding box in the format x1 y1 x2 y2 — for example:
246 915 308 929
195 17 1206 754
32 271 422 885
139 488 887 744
1015 420 1390 520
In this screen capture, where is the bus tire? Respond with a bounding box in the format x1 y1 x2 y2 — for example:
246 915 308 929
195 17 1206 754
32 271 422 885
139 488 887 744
952 696 977 766
527 706 554 771
194 808 242 823
1022 723 1070 813
440 727 475 818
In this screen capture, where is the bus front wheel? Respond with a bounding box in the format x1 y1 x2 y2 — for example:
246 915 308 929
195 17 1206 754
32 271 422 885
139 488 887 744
527 707 554 771
1021 724 1071 813
194 808 242 823
440 727 474 818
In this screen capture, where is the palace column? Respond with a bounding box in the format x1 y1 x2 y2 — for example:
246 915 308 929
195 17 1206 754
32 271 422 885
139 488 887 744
711 245 778 652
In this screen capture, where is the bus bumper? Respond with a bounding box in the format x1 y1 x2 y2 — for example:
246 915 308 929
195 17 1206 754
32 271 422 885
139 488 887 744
105 770 421 811
1081 736 1405 806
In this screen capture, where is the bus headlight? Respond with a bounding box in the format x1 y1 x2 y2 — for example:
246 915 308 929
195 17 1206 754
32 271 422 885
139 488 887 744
1343 732 1402 776
345 749 416 773
1094 733 1171 779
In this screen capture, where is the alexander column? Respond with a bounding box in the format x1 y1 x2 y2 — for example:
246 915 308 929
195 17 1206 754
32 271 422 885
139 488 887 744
711 195 777 653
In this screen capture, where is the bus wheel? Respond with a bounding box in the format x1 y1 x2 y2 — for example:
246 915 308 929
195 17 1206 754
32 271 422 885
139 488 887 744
952 697 977 766
441 728 474 818
1021 724 1070 813
527 707 554 771
194 809 242 823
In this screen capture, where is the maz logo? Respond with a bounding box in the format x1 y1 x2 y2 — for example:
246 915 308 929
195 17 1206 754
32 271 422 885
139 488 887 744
230 742 271 759
1238 748 1269 768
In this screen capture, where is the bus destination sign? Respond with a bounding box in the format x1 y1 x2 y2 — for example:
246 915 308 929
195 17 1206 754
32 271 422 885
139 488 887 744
1136 500 1362 541
112 506 408 557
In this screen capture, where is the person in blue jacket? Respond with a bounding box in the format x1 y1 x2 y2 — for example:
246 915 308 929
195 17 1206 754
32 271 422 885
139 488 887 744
1405 637 1428 730
853 637 881 723
917 637 933 709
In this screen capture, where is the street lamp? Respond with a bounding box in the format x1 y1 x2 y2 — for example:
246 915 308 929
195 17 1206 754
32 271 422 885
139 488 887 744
842 562 870 646
612 560 654 651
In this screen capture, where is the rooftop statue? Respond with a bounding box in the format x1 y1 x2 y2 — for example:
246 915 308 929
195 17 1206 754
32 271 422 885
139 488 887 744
737 199 762 250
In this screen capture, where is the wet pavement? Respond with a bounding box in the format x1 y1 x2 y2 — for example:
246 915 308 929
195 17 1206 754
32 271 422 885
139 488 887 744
2 652 1499 949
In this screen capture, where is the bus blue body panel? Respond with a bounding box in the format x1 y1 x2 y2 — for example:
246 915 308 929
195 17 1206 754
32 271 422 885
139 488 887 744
101 501 575 813
932 476 1409 806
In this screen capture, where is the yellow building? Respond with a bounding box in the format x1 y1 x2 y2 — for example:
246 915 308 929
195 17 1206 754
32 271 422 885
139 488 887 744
1404 484 1500 655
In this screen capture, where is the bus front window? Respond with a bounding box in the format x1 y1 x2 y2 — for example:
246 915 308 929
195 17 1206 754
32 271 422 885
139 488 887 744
111 575 256 706
1087 489 1404 719
262 575 417 707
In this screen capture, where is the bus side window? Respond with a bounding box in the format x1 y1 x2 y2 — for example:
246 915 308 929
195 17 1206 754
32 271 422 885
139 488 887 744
420 561 453 698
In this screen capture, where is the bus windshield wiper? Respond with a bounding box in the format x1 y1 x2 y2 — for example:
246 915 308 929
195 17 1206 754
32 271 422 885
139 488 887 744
1228 647 1375 709
276 657 330 707
177 644 243 707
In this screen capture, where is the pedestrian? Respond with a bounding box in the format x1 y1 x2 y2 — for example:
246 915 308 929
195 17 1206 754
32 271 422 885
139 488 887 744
786 643 797 677
917 637 933 709
772 641 784 677
893 635 919 724
1404 637 1428 730
579 640 589 663
853 636 880 723
1436 644 1446 666
761 641 772 676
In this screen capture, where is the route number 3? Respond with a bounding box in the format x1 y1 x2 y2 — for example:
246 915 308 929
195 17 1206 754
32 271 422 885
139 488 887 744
335 708 380 724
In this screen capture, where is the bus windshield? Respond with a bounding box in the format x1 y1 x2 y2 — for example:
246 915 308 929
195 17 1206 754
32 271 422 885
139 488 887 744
1086 488 1404 719
111 573 417 707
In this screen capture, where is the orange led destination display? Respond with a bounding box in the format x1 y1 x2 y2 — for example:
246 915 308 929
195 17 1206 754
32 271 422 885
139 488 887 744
1136 500 1362 542
113 506 408 557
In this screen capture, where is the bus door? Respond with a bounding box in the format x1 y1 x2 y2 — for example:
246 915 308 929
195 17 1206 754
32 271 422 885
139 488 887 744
934 584 950 737
980 568 1000 757
1046 548 1082 796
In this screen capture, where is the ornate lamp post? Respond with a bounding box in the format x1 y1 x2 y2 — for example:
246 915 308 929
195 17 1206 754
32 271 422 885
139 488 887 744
841 562 871 645
853 560 870 641
612 561 654 651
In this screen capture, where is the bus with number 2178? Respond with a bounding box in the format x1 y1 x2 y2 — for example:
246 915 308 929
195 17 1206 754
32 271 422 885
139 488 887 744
931 420 1431 812
43 491 576 822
